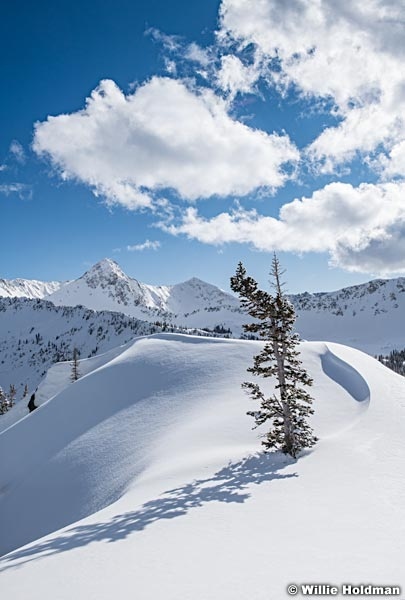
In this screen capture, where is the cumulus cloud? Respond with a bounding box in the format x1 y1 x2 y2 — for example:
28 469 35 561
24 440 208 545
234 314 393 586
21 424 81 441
219 0 405 171
163 181 405 274
127 239 161 252
33 77 298 210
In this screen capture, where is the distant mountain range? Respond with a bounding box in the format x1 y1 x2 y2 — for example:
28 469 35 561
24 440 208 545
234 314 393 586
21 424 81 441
0 277 63 298
2 258 405 355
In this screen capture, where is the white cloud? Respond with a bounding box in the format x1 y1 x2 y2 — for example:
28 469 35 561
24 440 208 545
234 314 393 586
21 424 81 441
33 77 298 210
216 54 261 99
146 28 181 53
219 0 405 171
163 181 405 274
0 183 32 199
184 42 210 67
9 140 26 164
163 58 177 76
127 239 161 252
378 140 405 179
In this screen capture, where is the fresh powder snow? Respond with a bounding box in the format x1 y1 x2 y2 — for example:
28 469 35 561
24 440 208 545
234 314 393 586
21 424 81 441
0 334 404 599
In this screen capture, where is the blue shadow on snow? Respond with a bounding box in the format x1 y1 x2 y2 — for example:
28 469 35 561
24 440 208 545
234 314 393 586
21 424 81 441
0 452 297 570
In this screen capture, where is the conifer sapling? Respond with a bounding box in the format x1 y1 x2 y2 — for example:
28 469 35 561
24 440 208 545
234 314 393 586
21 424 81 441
71 347 81 382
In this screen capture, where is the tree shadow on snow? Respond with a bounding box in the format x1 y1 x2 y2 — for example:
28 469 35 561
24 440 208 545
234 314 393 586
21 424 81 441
0 452 297 571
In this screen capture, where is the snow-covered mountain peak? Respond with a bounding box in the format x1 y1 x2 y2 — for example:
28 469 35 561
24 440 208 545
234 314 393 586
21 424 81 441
45 260 242 330
46 258 148 313
184 276 207 285
82 258 130 287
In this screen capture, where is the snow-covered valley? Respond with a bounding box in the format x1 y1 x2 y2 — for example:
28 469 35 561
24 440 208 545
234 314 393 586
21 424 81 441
0 334 404 599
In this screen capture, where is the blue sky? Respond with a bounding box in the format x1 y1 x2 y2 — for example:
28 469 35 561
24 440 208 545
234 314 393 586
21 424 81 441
1 0 405 293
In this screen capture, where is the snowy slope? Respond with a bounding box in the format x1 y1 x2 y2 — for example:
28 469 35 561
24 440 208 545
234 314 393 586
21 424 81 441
0 335 404 599
294 277 405 354
0 298 183 432
0 277 63 298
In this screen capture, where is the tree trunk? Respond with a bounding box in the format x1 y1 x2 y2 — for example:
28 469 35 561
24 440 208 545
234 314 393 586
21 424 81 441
272 330 295 456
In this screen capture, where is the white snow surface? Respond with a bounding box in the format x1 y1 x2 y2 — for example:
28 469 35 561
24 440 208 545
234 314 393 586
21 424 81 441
0 277 63 298
0 298 171 432
0 334 404 598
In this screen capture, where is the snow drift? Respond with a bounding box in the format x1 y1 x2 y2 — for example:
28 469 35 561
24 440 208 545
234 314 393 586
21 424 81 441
0 334 404 599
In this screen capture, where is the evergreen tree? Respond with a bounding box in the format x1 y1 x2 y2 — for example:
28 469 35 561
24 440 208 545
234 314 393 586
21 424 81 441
71 347 81 382
0 386 8 415
8 384 16 407
230 255 317 458
23 383 29 398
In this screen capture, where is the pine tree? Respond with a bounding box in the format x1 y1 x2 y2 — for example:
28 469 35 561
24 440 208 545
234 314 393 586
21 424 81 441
23 383 29 398
8 384 16 407
71 347 81 382
0 387 8 415
230 255 317 458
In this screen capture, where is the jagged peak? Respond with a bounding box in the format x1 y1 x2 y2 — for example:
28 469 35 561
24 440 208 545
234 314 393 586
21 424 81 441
83 258 128 280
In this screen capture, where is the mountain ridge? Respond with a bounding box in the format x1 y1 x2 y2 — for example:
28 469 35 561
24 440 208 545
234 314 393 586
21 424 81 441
2 258 405 353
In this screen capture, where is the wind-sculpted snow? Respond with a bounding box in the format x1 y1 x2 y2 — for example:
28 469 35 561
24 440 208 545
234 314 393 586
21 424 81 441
1 334 404 590
0 334 258 555
1 336 404 598
320 346 370 403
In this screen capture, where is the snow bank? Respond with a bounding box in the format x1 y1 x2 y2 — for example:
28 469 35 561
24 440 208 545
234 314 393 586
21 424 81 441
0 334 404 599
